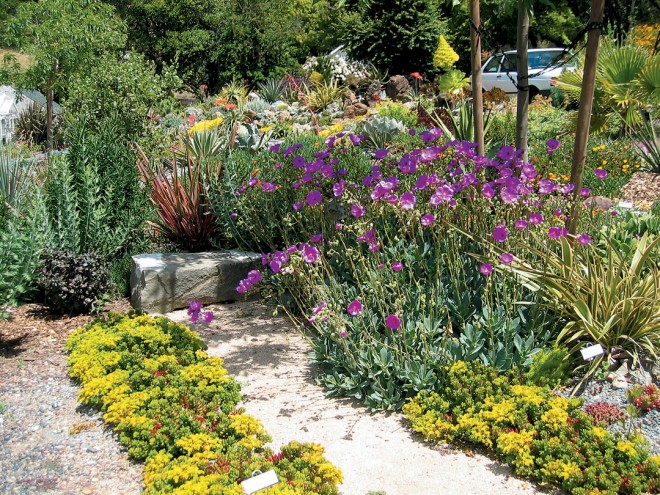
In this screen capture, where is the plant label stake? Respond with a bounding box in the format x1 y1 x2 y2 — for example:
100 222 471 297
580 344 604 361
241 470 279 494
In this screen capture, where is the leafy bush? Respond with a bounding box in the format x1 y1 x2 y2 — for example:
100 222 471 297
404 360 660 494
375 101 417 129
37 250 110 315
14 102 62 148
524 347 573 388
66 313 342 494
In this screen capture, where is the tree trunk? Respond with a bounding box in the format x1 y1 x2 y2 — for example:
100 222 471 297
515 0 530 163
568 0 606 235
470 0 485 156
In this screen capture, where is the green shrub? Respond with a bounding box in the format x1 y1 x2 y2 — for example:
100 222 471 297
404 360 660 495
375 101 417 129
37 250 110 315
524 347 573 388
66 313 342 494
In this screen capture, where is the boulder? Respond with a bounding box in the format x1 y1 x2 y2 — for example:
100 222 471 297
343 103 369 119
130 251 261 313
385 75 410 101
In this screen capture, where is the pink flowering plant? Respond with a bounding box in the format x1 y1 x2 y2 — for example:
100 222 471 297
218 126 638 409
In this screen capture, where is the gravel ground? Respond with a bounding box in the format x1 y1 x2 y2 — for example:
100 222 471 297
0 303 143 495
569 380 660 455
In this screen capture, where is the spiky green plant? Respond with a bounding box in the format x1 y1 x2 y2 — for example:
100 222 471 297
257 78 287 103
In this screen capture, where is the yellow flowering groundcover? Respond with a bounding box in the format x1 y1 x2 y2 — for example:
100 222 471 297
66 313 341 495
403 360 659 495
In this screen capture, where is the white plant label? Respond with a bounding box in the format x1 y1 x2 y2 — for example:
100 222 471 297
580 344 604 361
241 470 279 494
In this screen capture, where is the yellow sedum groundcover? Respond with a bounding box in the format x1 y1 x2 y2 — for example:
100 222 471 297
404 360 660 495
66 313 342 495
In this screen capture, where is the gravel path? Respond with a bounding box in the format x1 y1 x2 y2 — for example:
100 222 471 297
168 301 553 495
0 305 143 495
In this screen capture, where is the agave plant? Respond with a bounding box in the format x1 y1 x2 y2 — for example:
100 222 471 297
361 116 405 150
555 39 660 133
257 78 288 103
431 98 493 144
305 80 346 112
632 113 660 173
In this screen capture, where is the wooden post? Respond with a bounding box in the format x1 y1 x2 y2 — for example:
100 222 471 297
515 0 529 163
568 0 606 235
470 0 485 156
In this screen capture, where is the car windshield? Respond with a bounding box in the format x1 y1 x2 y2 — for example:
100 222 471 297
529 51 567 69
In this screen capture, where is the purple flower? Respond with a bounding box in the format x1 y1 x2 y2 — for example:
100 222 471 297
611 209 618 216
385 314 401 330
548 226 568 239
333 180 345 197
292 155 306 168
229 212 238 219
189 300 203 312
236 280 251 294
420 213 435 227
546 138 560 154
538 179 557 195
312 301 326 315
496 145 515 161
350 203 365 217
339 328 347 337
529 214 544 225
492 225 508 243
515 219 528 230
262 182 276 192
374 148 389 160
347 299 364 316
302 244 320 263
409 129 416 136
248 177 258 187
580 188 591 197
310 233 323 243
335 222 343 230
400 192 417 210
559 183 575 194
577 233 592 245
202 311 214 323
190 312 200 324
500 188 519 204
500 252 514 265
269 259 282 274
392 261 403 271
594 168 608 179
306 190 323 206
247 270 262 284
293 201 303 211
480 263 494 276
269 143 281 153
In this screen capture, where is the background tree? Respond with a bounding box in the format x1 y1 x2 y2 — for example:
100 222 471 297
4 0 126 151
339 0 447 75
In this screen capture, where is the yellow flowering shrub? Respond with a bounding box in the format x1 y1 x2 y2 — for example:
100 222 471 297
188 117 224 134
404 360 660 494
67 313 342 495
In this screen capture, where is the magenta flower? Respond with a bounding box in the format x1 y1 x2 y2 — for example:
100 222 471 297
269 259 282 274
248 177 258 187
492 225 508 243
480 263 494 276
247 270 262 284
546 138 560 154
580 188 591 197
500 252 514 265
385 314 401 330
190 312 200 324
514 219 528 230
302 244 320 263
312 301 327 315
189 300 203 312
293 201 303 211
594 168 608 179
420 213 435 227
347 299 364 316
310 233 323 243
333 180 345 197
335 222 343 230
202 311 214 323
548 226 568 239
374 148 389 159
559 183 575 194
577 233 592 245
350 203 365 217
306 190 323 206
400 192 417 210
496 145 515 161
529 213 544 225
500 188 519 204
392 261 403 271
262 182 276 192
339 328 347 337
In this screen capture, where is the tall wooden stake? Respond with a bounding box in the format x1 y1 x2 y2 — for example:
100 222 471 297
568 0 605 235
470 0 485 156
515 0 530 163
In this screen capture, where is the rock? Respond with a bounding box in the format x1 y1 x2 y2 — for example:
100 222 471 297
610 376 629 389
651 363 660 382
185 106 203 117
607 361 630 389
630 368 653 386
586 196 616 211
130 251 261 313
385 75 410 101
343 103 369 119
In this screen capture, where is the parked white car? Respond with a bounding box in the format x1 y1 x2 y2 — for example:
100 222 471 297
478 48 574 100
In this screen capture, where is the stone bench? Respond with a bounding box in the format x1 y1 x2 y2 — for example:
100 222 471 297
130 251 261 313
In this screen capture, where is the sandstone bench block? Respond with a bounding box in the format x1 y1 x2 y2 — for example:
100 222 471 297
130 251 261 313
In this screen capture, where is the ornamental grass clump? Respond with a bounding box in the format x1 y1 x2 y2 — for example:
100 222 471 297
66 313 341 495
404 360 660 494
225 128 611 409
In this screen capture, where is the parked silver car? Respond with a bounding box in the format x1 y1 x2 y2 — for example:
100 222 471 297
478 48 574 99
